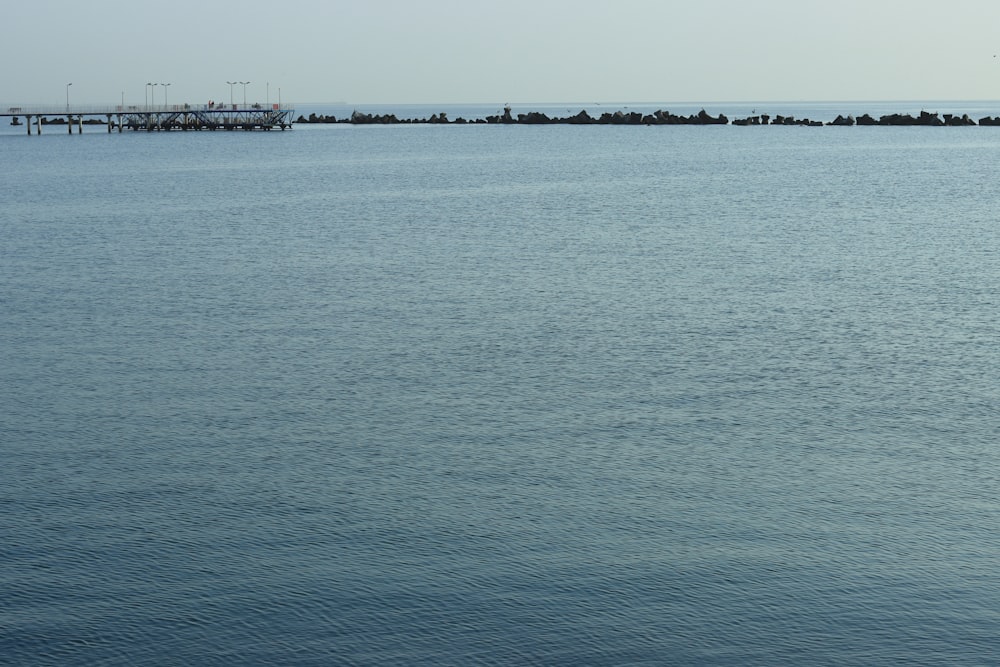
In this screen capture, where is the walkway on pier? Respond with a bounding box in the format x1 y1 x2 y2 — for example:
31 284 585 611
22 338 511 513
2 103 295 134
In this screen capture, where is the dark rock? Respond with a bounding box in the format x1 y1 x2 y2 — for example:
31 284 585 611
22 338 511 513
486 106 515 124
943 113 974 126
732 114 767 126
565 110 594 124
696 109 728 124
600 111 644 125
878 111 943 126
828 115 855 126
919 110 945 126
517 111 552 124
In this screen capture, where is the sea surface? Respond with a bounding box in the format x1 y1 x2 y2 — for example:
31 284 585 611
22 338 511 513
3 102 1000 666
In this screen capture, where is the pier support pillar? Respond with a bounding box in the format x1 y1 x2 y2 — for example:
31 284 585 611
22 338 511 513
117 114 123 133
67 116 72 134
26 115 31 135
77 116 83 134
37 116 42 135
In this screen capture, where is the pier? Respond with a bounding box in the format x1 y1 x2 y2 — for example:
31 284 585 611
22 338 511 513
2 103 295 134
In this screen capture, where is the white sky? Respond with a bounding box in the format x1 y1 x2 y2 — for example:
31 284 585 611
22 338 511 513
3 0 1000 106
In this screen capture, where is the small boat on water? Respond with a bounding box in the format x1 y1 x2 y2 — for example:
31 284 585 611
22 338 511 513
11 116 22 126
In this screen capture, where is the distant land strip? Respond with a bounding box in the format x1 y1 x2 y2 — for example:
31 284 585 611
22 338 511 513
298 108 1000 127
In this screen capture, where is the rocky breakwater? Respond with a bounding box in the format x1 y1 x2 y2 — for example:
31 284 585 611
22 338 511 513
296 108 729 125
852 111 977 126
501 108 729 125
296 108 1000 127
733 114 824 126
734 110 987 127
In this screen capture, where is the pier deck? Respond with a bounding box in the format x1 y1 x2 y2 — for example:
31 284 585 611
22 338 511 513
3 103 295 133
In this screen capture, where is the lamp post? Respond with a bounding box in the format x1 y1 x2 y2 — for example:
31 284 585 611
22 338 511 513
226 81 236 106
145 82 152 111
65 82 72 112
161 83 171 108
240 81 249 107
151 82 160 109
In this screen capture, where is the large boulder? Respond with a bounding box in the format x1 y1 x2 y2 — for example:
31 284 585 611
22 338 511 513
828 115 855 126
943 113 974 126
878 111 943 126
696 109 728 124
517 111 552 124
565 110 595 124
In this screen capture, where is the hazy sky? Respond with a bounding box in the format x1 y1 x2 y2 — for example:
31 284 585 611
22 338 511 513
4 0 1000 106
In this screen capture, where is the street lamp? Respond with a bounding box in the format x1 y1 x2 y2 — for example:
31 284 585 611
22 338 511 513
151 82 160 108
226 81 236 106
146 82 152 110
66 82 72 112
240 81 249 107
161 83 171 108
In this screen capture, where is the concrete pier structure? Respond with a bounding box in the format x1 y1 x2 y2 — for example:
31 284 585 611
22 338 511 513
4 103 295 134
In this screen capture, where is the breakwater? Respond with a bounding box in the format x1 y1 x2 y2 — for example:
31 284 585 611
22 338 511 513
298 107 1000 127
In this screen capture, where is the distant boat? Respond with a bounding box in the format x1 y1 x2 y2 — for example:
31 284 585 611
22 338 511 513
11 116 22 126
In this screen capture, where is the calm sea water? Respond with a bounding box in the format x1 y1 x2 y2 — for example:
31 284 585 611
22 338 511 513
3 104 1000 666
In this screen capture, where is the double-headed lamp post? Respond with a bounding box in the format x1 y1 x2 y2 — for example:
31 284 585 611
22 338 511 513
161 83 171 108
240 81 249 107
65 82 72 112
226 81 236 106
